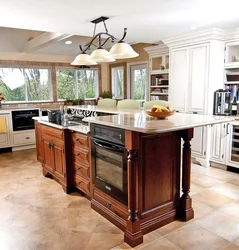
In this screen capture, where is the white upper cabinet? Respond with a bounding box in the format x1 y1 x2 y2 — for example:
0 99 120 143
164 29 225 115
169 43 209 114
169 48 188 112
188 44 209 113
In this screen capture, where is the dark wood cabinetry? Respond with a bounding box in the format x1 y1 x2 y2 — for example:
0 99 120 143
70 131 92 196
91 129 194 247
35 122 71 193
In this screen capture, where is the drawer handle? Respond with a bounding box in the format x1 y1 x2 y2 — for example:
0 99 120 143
106 203 112 208
25 137 30 139
77 167 82 170
76 138 80 142
77 153 81 156
77 181 81 185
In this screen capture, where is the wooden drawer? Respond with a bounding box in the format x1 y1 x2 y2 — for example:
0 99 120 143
74 174 90 195
42 125 64 140
13 131 36 146
93 188 128 220
72 146 89 165
71 132 89 148
73 161 90 179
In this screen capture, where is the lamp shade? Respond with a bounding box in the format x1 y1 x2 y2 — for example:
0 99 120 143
109 43 139 59
71 54 97 66
90 49 116 63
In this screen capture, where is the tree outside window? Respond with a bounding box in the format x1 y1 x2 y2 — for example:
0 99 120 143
0 67 51 102
56 68 98 100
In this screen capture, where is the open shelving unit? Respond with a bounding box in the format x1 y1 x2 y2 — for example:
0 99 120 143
144 44 169 101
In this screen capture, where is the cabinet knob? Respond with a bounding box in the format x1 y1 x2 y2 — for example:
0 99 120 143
106 203 112 208
76 138 80 142
25 137 30 139
77 167 81 171
77 181 81 185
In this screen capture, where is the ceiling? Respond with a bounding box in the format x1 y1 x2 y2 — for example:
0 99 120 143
1 0 239 56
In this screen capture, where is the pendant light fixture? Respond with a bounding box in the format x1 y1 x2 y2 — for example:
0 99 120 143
70 16 139 66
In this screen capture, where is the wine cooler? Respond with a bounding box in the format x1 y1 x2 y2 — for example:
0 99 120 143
229 124 239 168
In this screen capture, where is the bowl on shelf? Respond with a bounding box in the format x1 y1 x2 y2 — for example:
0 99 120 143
145 109 176 119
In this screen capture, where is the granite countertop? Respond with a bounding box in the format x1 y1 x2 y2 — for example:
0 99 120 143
33 116 90 134
84 112 235 134
33 105 236 134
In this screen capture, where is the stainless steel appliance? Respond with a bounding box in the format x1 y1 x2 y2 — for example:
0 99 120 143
91 124 128 205
213 89 231 115
12 109 39 131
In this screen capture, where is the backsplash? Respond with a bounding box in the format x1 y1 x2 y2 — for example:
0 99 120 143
0 102 64 110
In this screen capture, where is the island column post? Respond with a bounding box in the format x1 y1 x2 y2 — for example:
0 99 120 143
179 128 194 221
124 130 143 247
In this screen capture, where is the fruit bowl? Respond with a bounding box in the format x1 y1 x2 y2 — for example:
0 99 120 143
145 109 176 119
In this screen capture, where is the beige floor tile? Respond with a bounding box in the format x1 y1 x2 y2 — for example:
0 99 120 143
205 167 236 181
165 223 230 250
84 233 124 250
192 199 215 220
190 183 205 195
222 243 239 250
191 174 224 188
196 210 239 242
156 220 189 236
219 201 239 220
234 237 239 247
211 183 239 200
139 237 182 249
229 179 239 187
192 190 235 209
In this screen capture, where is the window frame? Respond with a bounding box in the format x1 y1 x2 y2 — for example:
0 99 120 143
109 62 127 99
56 66 100 101
0 65 52 103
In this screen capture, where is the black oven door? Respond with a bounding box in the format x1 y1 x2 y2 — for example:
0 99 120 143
12 109 39 131
92 137 128 205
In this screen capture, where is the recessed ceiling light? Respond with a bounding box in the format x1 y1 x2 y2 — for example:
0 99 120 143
65 40 72 45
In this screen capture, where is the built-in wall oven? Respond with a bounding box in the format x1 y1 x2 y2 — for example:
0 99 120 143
11 109 39 131
91 124 128 205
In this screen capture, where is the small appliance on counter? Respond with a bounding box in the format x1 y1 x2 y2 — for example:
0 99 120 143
213 89 231 115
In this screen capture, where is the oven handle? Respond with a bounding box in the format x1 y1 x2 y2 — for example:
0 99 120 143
93 140 124 153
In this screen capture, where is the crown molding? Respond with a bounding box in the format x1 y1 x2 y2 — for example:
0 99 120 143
163 28 226 48
144 43 169 56
225 29 239 42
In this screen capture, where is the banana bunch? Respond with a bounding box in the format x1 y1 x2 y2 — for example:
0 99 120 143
151 105 172 113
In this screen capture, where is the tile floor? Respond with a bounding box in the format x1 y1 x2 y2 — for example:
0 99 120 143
0 149 239 250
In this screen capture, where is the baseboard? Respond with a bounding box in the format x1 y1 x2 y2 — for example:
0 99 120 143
12 144 36 151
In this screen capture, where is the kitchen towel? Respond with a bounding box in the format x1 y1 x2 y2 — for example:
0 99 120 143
0 116 7 133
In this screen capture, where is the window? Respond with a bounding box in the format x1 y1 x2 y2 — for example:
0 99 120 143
130 63 147 101
0 67 51 102
56 68 99 100
110 63 126 99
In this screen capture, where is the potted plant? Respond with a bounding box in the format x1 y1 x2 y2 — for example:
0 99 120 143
100 91 114 99
0 93 6 108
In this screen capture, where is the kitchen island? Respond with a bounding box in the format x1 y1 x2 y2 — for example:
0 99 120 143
34 107 233 247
